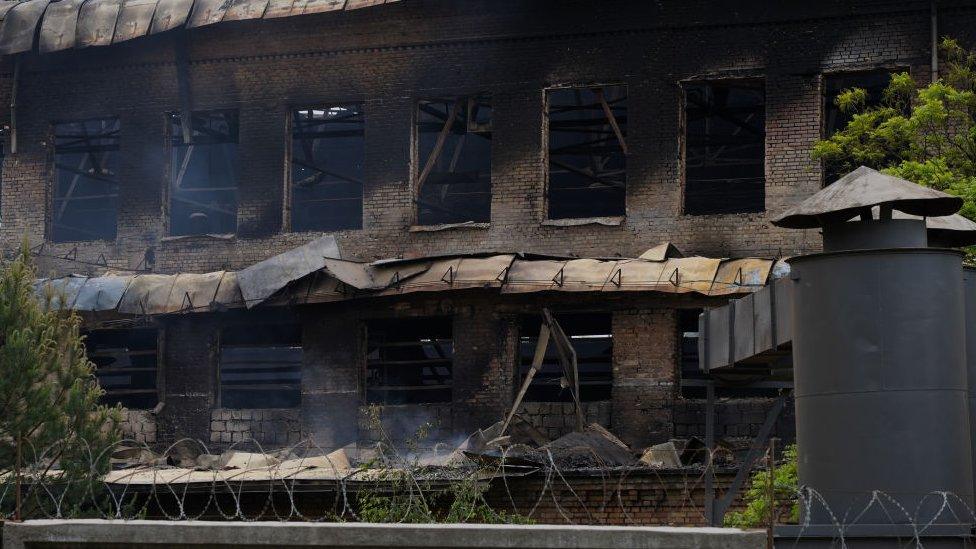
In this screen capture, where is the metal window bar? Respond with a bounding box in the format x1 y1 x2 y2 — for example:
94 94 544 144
547 85 627 220
416 96 492 225
84 328 158 409
52 118 120 242
684 81 766 215
291 105 365 232
366 318 454 404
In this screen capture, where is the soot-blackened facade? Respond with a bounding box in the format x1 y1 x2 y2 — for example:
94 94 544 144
2 0 971 452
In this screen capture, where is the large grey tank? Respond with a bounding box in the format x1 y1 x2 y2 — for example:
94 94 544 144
966 267 976 500
789 248 974 524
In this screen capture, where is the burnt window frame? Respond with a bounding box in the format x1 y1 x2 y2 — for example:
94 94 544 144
682 79 766 216
820 68 903 186
413 95 493 226
365 316 454 405
166 109 240 237
218 324 303 410
288 103 366 232
545 84 628 221
517 312 613 403
50 117 121 243
84 328 161 410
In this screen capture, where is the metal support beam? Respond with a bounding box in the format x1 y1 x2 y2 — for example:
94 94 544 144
713 393 789 524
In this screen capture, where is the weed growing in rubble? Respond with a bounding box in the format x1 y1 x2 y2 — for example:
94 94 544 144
355 406 532 524
724 444 799 528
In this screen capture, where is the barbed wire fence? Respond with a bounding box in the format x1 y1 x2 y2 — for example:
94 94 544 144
2 432 974 548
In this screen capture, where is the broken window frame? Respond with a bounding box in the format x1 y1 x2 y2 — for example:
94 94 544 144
365 317 453 405
167 109 240 237
682 79 766 216
51 117 121 243
414 95 492 226
821 69 900 186
85 328 160 409
546 84 627 220
289 104 365 232
219 324 302 410
518 312 613 402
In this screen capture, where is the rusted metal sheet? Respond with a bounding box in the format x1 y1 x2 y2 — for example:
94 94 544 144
453 255 515 289
365 260 431 291
301 0 343 15
77 0 123 48
117 274 177 315
113 0 159 43
0 0 52 55
321 257 378 290
383 258 463 294
149 0 193 34
501 259 568 294
186 0 232 28
212 271 245 308
164 271 224 313
711 258 773 295
222 0 269 21
657 257 722 294
236 235 340 307
0 1 21 21
637 242 682 261
38 0 85 52
266 272 346 305
73 275 133 311
604 258 669 293
773 166 962 229
558 259 616 292
262 0 301 19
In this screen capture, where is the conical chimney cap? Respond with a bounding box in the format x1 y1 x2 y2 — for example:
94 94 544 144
772 166 963 229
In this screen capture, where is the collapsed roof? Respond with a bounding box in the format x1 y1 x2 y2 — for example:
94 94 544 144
34 236 778 316
771 166 964 229
0 0 400 55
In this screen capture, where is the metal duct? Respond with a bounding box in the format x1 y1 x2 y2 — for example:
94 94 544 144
790 248 973 524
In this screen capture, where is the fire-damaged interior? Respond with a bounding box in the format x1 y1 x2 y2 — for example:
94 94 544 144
51 118 120 242
415 96 492 225
546 85 627 220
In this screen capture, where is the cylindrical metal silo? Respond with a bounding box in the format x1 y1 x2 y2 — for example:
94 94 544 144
965 267 976 501
790 248 973 525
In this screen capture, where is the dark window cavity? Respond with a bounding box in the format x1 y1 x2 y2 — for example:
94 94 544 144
822 70 894 185
290 105 365 231
366 317 453 404
416 96 492 225
85 329 158 409
518 313 612 402
684 81 765 215
547 85 627 220
52 118 120 242
168 110 239 236
220 324 302 409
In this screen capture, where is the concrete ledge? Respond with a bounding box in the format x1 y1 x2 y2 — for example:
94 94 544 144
3 520 764 549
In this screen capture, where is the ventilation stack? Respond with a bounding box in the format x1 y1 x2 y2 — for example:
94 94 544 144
772 166 975 526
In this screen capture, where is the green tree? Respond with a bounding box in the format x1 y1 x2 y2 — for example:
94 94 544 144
0 244 120 518
724 444 799 528
814 38 976 220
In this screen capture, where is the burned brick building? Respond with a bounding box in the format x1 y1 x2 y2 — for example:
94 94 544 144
1 0 973 456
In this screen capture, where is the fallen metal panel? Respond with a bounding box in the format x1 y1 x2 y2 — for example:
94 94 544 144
77 0 123 48
113 0 158 43
262 0 301 18
301 0 343 15
186 0 231 28
117 274 178 315
732 293 755 363
0 0 51 55
236 235 340 307
501 259 568 294
266 272 346 305
149 0 193 34
73 275 133 311
321 258 377 290
38 0 85 52
222 0 269 21
164 271 224 313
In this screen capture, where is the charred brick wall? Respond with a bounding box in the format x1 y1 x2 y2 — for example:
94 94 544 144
6 1 973 278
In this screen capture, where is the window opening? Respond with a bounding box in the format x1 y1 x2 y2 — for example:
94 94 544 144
220 324 302 409
518 313 612 402
366 317 453 404
52 118 120 242
85 328 158 409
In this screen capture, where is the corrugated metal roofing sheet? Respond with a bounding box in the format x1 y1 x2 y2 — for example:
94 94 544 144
0 0 400 55
36 243 777 317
